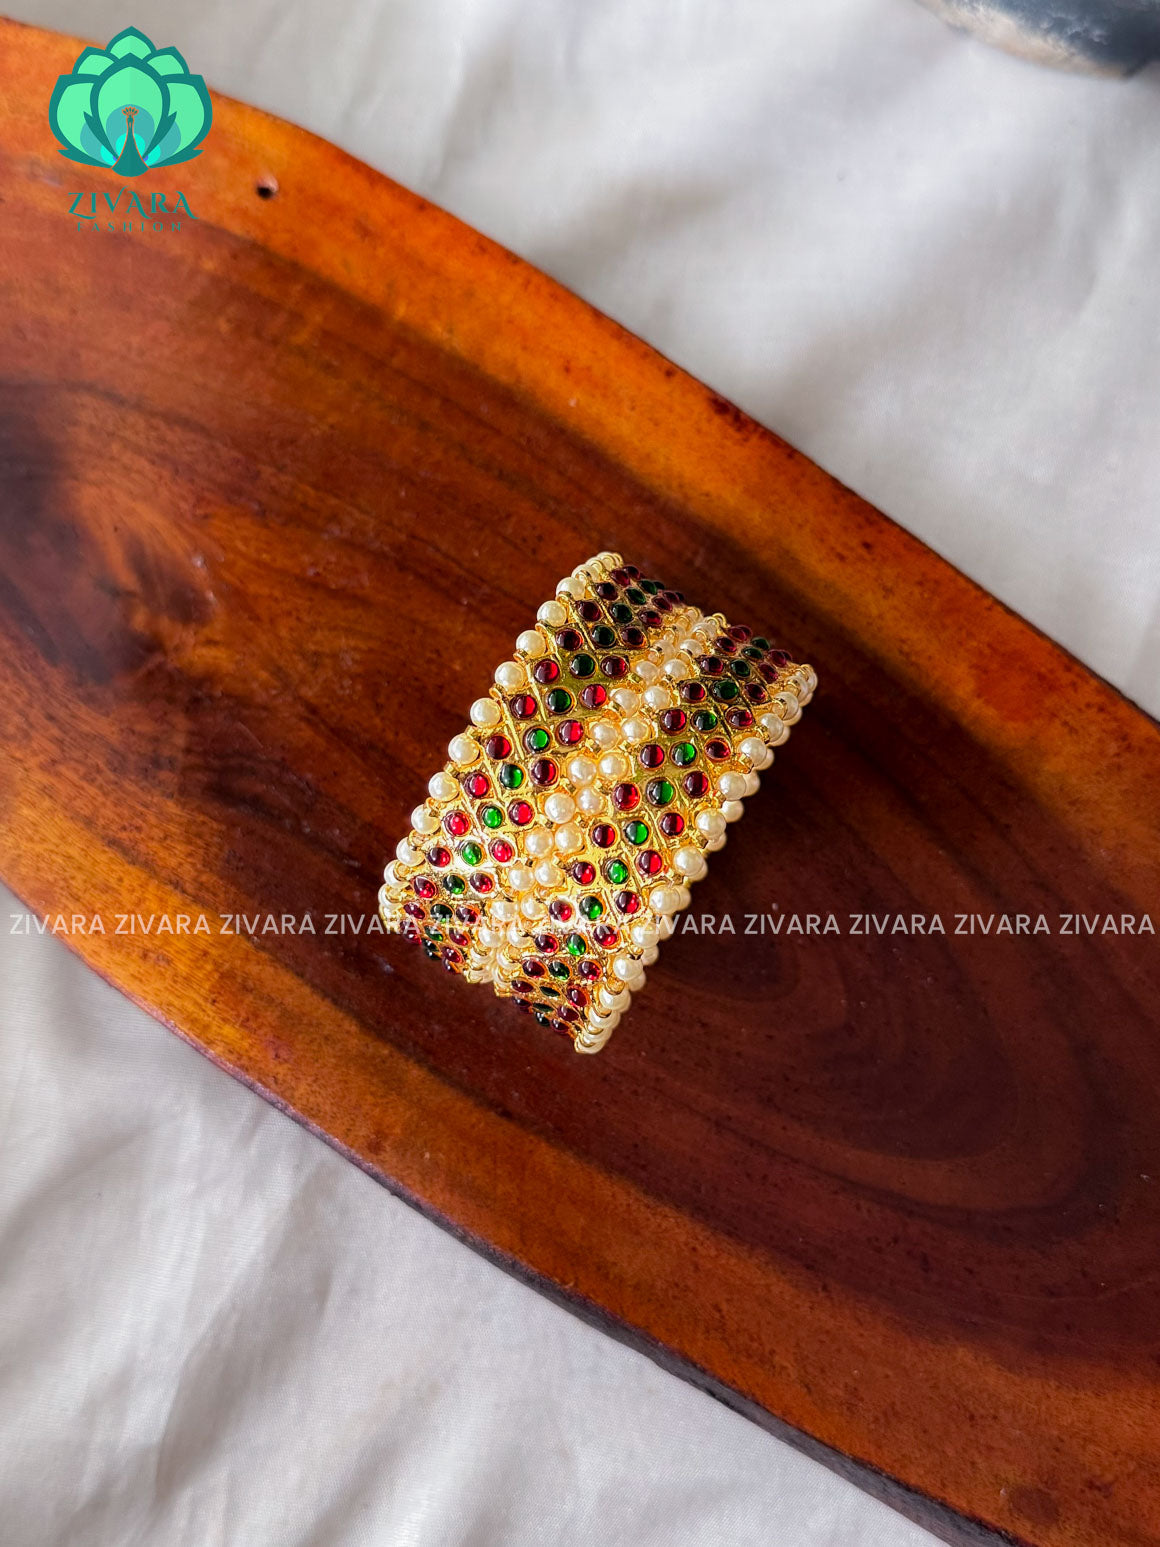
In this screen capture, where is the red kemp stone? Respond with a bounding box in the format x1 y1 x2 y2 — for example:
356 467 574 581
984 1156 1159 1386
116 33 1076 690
444 810 470 837
511 693 538 719
580 683 608 709
591 823 617 849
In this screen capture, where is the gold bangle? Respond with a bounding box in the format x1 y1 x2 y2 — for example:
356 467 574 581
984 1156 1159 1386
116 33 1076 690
379 552 816 1053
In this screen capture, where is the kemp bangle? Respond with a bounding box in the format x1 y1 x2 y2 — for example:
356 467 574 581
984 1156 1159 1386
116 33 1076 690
379 552 815 1053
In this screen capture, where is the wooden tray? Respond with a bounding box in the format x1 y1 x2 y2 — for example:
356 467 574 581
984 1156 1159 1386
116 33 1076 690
3 21 1159 1546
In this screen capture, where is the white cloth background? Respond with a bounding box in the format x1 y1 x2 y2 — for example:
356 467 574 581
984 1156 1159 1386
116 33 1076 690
3 2 1159 1543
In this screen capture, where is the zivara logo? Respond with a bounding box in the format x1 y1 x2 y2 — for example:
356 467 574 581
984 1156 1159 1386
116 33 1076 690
49 26 210 232
69 188 197 233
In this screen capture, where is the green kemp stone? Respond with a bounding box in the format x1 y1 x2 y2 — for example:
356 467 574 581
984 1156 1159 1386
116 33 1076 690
605 859 629 885
535 1011 552 1026
610 603 633 624
625 820 649 846
712 679 740 702
569 652 596 678
672 742 697 766
625 587 646 605
431 903 452 920
691 710 718 732
580 895 603 920
752 637 770 650
730 659 752 679
548 960 570 979
425 928 443 943
566 932 587 957
499 763 524 789
591 625 616 648
482 805 504 829
648 778 675 806
460 841 482 866
546 688 574 714
639 579 660 595
541 984 560 998
525 727 550 751
444 874 466 895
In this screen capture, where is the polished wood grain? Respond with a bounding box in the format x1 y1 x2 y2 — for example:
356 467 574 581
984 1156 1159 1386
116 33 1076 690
3 20 1160 1546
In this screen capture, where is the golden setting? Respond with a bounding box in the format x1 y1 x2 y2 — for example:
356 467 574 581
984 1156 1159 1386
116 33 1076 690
379 552 815 1053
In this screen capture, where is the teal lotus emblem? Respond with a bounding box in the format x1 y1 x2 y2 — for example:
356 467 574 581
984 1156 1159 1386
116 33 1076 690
48 26 212 178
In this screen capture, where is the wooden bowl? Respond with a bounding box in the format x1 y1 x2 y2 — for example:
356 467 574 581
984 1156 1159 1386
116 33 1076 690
3 20 1160 1546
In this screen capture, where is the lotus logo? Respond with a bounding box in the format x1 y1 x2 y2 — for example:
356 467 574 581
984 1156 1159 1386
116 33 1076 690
48 26 212 178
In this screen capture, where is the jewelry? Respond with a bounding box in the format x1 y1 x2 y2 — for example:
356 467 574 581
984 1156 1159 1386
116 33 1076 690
379 553 815 1053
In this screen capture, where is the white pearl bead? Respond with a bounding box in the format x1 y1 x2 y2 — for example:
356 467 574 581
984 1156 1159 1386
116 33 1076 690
738 736 766 765
630 922 658 949
673 845 704 877
755 746 775 771
758 713 789 745
611 688 640 713
537 600 567 627
506 921 527 947
598 752 628 782
590 720 620 748
649 885 684 915
567 755 598 786
447 734 478 766
721 799 744 822
523 829 553 857
554 823 583 853
520 895 546 921
428 771 457 802
533 859 563 888
718 771 747 801
657 914 677 938
771 692 802 725
544 792 575 824
576 786 606 816
382 861 400 885
634 659 660 683
491 898 517 923
395 839 420 865
599 985 626 1010
477 926 504 948
469 697 500 727
556 577 584 599
613 954 638 982
494 660 525 691
508 865 535 893
663 657 691 680
743 772 761 798
642 945 659 966
695 809 726 839
516 628 547 657
620 715 649 744
707 833 727 852
677 638 701 655
643 684 673 711
411 806 438 834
